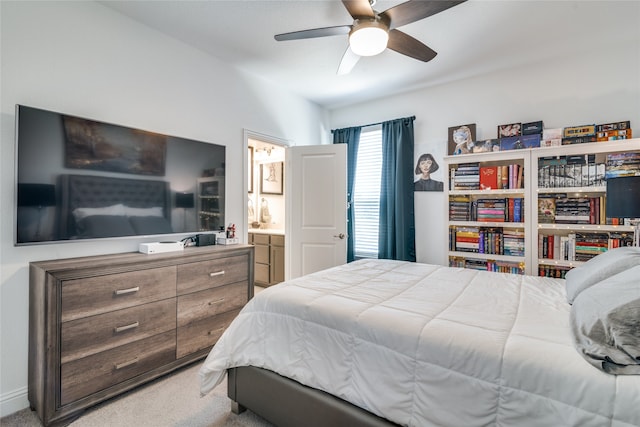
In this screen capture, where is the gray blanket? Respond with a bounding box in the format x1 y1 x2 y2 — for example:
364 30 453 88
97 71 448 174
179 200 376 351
571 266 640 374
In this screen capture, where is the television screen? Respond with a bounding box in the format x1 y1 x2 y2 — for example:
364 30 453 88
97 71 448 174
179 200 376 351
15 105 225 245
606 175 640 219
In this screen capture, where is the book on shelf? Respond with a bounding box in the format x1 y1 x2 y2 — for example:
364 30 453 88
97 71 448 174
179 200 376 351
596 121 631 132
538 197 556 223
554 197 592 224
522 121 544 136
538 264 571 278
597 129 632 141
541 128 562 147
479 166 498 190
605 152 640 178
596 121 632 141
563 124 596 139
453 226 480 252
513 198 523 222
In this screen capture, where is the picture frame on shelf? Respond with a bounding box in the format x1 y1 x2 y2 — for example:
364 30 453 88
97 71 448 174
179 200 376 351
448 123 476 155
498 122 522 138
260 161 283 195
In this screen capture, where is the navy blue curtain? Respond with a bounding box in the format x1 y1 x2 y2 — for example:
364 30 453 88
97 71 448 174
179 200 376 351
333 126 361 263
379 117 416 261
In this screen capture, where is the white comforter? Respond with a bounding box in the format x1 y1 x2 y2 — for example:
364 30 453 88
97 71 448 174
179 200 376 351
199 259 640 427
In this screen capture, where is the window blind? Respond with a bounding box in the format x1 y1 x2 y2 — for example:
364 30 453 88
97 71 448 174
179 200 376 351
353 127 382 259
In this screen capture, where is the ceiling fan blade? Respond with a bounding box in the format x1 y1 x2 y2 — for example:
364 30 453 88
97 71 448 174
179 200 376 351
342 0 375 19
275 25 351 41
337 46 361 75
382 0 467 30
387 29 437 62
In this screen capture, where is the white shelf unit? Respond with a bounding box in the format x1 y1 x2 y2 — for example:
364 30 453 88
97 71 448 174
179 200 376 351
444 150 532 275
531 138 640 277
445 138 640 277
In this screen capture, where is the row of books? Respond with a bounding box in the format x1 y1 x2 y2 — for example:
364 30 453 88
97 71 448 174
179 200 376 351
460 121 632 154
605 152 640 178
449 226 525 256
449 257 525 275
450 163 480 190
538 232 633 262
537 195 634 225
538 152 640 188
548 121 632 146
449 196 524 223
538 265 571 279
451 163 526 191
537 155 606 188
479 164 523 190
538 195 604 225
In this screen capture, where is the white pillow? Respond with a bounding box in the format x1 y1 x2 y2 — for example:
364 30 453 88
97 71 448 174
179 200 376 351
124 206 164 217
72 204 125 222
565 246 640 304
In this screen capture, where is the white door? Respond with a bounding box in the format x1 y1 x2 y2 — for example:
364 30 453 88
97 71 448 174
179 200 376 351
286 144 347 279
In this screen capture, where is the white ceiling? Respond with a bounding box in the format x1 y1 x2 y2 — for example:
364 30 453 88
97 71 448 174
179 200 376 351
100 0 639 109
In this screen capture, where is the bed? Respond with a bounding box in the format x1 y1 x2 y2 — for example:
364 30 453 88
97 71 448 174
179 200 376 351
199 256 640 427
58 174 173 239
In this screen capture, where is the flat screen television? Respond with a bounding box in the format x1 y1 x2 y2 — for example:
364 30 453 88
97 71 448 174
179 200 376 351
15 105 226 245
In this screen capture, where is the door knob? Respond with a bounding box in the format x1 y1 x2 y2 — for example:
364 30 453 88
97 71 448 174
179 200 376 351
334 233 345 239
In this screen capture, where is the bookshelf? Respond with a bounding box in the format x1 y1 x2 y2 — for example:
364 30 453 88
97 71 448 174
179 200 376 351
444 138 640 277
445 150 531 275
532 138 640 277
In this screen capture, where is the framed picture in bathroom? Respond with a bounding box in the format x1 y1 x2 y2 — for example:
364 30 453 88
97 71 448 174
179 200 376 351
260 161 283 195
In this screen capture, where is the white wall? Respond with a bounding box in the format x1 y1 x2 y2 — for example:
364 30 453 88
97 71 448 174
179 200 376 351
329 40 640 265
0 1 327 416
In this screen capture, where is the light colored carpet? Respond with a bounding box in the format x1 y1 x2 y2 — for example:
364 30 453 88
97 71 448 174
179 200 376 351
1 362 273 427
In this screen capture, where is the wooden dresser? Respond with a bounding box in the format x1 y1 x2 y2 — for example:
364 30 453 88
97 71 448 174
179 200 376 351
28 245 254 426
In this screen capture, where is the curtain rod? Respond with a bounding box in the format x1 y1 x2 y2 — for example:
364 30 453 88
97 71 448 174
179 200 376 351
331 115 416 133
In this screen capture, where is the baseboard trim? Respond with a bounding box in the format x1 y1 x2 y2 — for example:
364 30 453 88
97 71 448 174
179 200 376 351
0 386 29 418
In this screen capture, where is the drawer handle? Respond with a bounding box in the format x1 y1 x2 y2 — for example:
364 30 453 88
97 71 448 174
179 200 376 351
209 271 225 278
114 321 139 333
207 327 225 336
114 357 138 370
114 286 140 296
208 298 225 306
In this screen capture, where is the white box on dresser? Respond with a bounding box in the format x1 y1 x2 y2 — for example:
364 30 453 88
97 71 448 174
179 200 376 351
28 245 254 427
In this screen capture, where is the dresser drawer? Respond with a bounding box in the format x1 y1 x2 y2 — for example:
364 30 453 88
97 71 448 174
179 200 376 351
177 254 248 295
61 266 176 322
60 330 175 406
176 309 240 359
252 234 270 245
177 282 247 328
61 299 176 364
270 234 285 246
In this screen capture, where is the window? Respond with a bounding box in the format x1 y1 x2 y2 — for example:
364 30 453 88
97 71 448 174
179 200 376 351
353 126 382 259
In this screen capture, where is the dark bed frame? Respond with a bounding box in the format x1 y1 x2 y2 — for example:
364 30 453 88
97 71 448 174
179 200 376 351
227 366 399 427
58 174 170 239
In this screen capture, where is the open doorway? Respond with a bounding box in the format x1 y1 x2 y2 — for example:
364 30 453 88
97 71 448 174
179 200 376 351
244 130 288 287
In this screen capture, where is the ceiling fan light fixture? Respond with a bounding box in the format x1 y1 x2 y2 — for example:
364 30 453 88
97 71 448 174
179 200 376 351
349 19 389 57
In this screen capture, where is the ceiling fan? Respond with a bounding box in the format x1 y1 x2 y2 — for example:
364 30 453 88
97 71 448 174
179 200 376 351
274 0 467 75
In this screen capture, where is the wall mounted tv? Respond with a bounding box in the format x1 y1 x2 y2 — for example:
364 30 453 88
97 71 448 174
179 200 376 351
15 105 226 245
